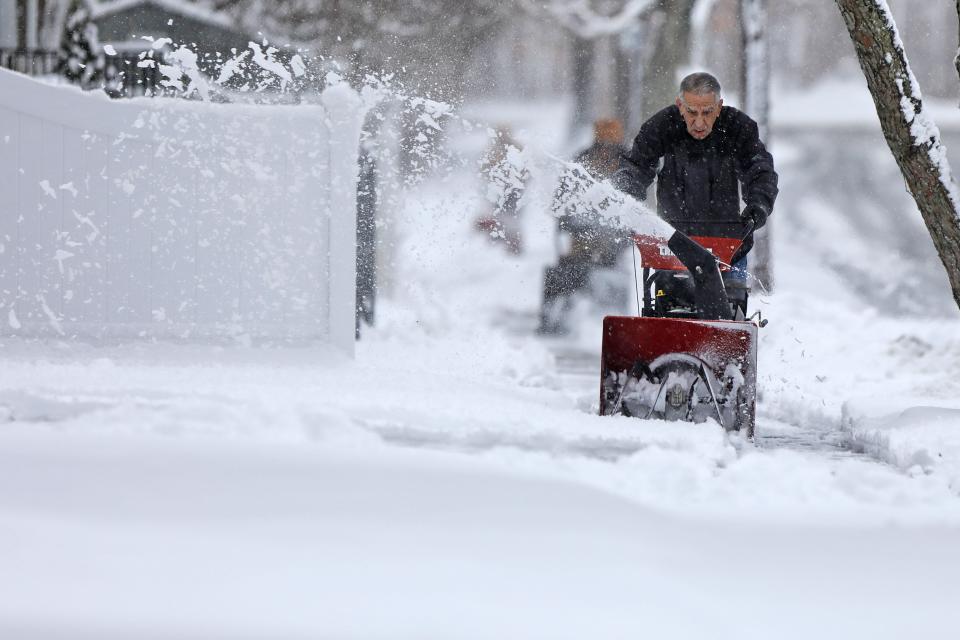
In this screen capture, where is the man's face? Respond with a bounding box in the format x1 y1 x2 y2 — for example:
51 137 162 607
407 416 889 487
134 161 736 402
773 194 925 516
676 91 722 140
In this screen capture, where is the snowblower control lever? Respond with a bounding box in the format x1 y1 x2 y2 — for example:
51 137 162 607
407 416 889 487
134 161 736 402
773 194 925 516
728 219 756 268
666 230 733 321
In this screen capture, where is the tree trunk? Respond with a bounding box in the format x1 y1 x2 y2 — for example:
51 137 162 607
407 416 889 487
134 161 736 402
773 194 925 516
39 0 71 51
25 0 39 49
614 37 633 130
740 0 773 290
623 17 655 134
570 35 595 140
640 0 697 121
836 0 960 311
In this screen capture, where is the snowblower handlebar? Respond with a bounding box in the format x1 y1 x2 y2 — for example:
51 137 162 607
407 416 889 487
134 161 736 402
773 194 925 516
728 219 756 267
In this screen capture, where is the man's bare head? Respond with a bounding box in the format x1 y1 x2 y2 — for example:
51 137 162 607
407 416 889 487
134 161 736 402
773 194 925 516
675 72 723 140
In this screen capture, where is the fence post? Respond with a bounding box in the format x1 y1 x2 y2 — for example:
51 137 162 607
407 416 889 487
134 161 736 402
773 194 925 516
322 83 364 356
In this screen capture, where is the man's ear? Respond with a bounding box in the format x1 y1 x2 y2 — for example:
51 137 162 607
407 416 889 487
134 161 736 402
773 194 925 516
675 97 683 110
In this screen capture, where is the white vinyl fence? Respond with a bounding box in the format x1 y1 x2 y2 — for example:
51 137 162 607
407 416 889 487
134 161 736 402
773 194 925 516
0 69 361 352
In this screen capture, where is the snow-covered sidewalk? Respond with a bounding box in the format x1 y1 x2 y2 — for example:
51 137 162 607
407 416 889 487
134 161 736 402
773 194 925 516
2 394 960 639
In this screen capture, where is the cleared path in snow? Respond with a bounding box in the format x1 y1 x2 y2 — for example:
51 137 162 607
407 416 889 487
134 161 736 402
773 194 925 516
547 338 861 460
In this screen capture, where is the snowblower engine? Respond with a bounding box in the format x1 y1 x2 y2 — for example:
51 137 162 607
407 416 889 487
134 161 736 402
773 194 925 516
599 230 759 436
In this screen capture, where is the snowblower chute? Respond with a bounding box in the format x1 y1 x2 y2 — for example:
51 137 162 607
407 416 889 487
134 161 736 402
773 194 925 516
599 229 759 436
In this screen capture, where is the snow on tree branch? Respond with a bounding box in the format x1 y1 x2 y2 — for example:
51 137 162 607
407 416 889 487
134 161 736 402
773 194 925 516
836 0 960 311
517 0 658 39
872 0 960 217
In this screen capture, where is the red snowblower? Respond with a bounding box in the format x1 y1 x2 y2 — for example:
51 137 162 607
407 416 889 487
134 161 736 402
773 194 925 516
599 224 763 437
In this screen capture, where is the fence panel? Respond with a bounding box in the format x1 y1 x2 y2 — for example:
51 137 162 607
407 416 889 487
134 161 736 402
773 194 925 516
0 68 360 352
0 106 17 326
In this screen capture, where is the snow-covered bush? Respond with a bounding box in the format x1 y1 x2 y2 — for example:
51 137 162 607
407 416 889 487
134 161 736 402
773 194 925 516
57 0 104 88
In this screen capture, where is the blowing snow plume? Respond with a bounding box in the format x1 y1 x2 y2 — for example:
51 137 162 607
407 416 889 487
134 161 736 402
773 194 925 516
125 39 673 243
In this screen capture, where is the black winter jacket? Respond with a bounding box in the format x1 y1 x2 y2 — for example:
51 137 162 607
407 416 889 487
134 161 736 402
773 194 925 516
614 105 778 238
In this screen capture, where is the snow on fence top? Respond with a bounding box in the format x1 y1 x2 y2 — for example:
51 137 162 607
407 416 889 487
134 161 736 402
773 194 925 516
0 68 362 350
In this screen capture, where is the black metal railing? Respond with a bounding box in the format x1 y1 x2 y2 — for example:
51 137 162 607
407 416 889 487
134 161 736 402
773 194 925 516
0 47 166 98
2 48 252 101
0 48 60 76
102 57 163 97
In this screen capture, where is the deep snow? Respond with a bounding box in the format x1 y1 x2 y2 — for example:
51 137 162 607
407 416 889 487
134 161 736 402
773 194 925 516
2 86 960 638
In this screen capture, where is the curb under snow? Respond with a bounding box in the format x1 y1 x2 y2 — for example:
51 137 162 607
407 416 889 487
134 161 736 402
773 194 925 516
841 399 960 494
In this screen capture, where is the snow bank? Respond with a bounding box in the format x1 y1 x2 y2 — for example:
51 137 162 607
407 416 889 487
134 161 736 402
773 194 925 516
760 194 960 502
0 68 362 350
843 400 960 494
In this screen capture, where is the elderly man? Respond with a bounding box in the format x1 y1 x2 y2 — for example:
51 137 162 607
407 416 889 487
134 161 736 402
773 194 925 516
614 71 779 318
616 72 778 238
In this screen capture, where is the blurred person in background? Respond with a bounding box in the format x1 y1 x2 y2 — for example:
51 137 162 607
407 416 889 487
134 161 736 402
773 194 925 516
474 125 527 254
538 118 631 335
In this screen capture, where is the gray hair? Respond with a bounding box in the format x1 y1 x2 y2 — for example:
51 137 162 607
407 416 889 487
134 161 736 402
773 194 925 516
679 72 722 100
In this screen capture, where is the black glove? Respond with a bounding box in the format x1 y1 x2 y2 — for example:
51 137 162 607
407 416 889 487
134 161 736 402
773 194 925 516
740 203 769 229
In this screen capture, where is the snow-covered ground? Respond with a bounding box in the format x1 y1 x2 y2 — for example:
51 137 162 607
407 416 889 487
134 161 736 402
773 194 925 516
3 91 960 638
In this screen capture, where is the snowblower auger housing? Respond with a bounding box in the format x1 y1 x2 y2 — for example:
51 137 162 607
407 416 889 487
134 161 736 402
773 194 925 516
599 231 758 436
